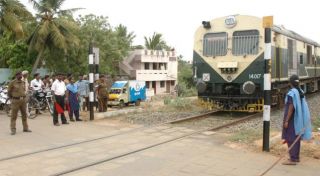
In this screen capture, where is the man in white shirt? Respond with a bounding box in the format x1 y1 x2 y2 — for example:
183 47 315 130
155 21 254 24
51 73 69 126
30 73 44 91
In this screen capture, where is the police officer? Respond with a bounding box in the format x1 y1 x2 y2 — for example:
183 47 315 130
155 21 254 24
97 74 108 112
7 71 32 135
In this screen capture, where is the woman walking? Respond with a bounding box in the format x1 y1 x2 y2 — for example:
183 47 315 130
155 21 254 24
66 77 82 121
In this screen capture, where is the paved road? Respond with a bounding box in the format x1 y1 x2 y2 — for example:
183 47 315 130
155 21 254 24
0 111 319 176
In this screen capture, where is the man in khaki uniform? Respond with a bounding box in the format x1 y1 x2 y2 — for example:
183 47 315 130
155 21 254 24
7 71 32 135
97 75 108 112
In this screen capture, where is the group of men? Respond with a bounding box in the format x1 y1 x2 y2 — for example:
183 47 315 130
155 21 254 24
7 70 110 135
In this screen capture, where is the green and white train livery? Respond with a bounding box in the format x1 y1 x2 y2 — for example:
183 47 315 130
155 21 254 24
193 15 320 112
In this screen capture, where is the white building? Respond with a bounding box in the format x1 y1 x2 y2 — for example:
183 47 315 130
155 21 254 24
119 49 178 95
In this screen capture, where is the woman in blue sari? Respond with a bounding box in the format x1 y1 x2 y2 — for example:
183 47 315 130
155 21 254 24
66 77 82 121
282 75 312 165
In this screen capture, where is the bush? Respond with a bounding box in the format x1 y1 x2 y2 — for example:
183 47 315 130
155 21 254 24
164 97 192 110
176 82 197 97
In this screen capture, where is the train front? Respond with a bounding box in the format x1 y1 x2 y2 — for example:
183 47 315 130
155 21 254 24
193 15 265 112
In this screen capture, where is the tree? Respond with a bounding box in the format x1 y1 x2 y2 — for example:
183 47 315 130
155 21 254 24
76 15 136 75
144 32 171 50
0 0 32 38
27 0 80 75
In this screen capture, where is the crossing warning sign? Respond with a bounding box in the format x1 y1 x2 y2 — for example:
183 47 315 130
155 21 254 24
202 73 210 82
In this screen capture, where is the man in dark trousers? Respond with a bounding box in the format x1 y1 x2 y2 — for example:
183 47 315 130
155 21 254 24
7 71 32 135
51 73 69 126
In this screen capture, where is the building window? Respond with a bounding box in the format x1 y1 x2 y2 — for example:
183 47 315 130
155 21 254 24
152 81 156 88
146 81 150 88
160 81 165 88
203 32 227 57
232 30 259 56
171 80 175 86
144 63 149 70
153 63 157 70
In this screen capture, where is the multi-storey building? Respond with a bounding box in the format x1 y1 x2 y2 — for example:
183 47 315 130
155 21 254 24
119 49 178 95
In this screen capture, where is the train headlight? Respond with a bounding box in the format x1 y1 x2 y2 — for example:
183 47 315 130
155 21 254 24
243 81 256 94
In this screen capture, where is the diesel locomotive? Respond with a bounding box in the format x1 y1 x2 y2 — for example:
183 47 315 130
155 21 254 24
193 15 320 112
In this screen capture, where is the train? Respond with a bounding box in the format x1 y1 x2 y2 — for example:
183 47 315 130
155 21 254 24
193 15 320 112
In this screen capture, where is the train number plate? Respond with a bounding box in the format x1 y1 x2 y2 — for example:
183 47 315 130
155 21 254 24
249 74 262 79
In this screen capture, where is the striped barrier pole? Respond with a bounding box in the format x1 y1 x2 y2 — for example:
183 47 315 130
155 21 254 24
263 24 272 152
89 43 95 120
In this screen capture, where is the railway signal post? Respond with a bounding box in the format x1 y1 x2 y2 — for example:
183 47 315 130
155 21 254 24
262 16 273 152
89 43 95 120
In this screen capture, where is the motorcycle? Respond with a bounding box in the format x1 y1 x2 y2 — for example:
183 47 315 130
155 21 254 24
0 86 10 114
32 88 53 114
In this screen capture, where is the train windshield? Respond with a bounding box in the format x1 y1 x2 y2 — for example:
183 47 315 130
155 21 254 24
203 32 227 57
232 30 259 56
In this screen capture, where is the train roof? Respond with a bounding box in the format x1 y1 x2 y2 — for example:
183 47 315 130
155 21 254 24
272 25 320 47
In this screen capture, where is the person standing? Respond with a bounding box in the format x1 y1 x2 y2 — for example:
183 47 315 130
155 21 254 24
21 71 31 118
7 71 32 135
51 73 69 126
97 75 108 112
282 75 312 165
43 75 51 90
76 75 89 111
30 73 44 114
30 73 44 91
66 77 82 121
21 71 30 93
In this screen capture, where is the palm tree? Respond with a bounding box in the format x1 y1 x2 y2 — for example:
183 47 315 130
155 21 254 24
27 0 81 75
144 32 170 50
115 24 135 46
0 0 32 38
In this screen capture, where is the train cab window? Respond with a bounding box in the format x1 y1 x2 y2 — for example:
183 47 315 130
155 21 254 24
203 32 227 57
232 30 259 56
300 54 304 64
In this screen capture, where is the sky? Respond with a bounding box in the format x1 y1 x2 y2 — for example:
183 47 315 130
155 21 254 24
20 0 320 61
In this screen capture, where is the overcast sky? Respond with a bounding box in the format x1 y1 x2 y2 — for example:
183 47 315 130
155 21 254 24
21 0 320 61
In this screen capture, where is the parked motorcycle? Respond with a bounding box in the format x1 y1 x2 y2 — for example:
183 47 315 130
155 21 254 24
0 86 10 114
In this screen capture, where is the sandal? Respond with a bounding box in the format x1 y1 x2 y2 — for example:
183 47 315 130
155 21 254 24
282 160 297 165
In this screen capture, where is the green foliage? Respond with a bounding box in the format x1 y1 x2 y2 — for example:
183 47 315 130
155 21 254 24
27 0 81 75
176 82 197 97
164 97 192 110
68 14 135 76
313 117 320 131
177 55 197 97
0 32 36 70
144 32 171 50
0 0 33 38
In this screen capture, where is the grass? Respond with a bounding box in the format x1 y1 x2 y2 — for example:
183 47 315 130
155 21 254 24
312 117 320 131
229 129 262 144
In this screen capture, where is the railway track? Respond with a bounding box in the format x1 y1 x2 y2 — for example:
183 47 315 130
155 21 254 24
0 110 261 175
51 112 261 176
0 110 217 162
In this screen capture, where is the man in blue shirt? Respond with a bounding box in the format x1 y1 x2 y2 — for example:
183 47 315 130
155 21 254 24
76 75 89 111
